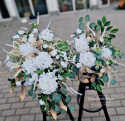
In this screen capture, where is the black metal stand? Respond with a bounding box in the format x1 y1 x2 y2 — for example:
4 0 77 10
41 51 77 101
40 93 74 121
77 81 111 121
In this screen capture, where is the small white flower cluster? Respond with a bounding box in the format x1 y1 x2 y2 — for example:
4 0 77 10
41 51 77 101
22 52 53 75
39 28 54 41
35 52 53 70
19 42 36 57
79 52 96 67
75 34 89 53
38 72 58 94
101 47 112 58
22 58 37 75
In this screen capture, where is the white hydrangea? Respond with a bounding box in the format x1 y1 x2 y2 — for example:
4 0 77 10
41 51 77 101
39 99 45 105
51 49 57 57
61 61 67 68
38 72 58 94
22 58 37 75
101 47 112 58
43 44 48 48
75 34 89 53
39 28 54 41
76 63 82 68
16 81 22 86
18 30 25 35
34 52 53 70
79 52 96 67
19 42 36 57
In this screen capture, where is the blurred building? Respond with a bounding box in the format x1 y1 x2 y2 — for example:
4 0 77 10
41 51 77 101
0 0 116 22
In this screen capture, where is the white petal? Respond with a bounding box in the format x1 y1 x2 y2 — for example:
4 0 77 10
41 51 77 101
21 19 27 23
77 28 82 33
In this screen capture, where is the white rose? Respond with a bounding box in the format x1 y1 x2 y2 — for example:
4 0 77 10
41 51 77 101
39 99 45 105
51 49 57 57
16 81 22 86
76 63 82 68
100 69 105 73
61 61 67 68
43 44 48 48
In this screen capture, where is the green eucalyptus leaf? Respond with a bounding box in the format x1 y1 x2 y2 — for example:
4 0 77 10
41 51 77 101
111 79 116 85
103 75 109 82
79 23 85 30
90 23 96 28
61 89 67 95
61 84 66 89
111 29 119 33
96 25 100 31
106 26 113 31
104 21 111 26
98 80 104 86
53 94 61 103
60 109 66 114
101 26 104 32
33 93 36 99
69 105 75 112
109 34 115 38
97 19 102 26
72 66 79 73
65 73 75 78
91 81 96 88
28 90 33 96
79 17 83 22
102 16 106 23
65 95 71 104
85 15 90 21
96 84 102 92
54 105 60 112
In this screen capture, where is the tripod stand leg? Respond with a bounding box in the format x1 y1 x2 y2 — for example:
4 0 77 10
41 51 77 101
67 106 74 121
78 83 86 121
97 91 111 121
43 112 47 121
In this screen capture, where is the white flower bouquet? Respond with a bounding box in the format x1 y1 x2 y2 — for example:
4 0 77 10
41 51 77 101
2 15 125 120
70 15 124 92
3 19 77 120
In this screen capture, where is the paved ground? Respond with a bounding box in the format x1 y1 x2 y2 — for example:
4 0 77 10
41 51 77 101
0 7 125 121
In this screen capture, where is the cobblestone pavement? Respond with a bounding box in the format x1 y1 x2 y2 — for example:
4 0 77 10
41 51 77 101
0 7 125 121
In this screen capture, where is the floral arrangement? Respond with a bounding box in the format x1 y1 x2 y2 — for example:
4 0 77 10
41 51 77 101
3 15 124 120
3 18 78 120
69 15 124 92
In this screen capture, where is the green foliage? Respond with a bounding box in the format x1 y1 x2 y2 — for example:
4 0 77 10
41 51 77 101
90 23 96 28
60 109 66 114
79 23 85 30
96 84 102 92
72 66 79 73
96 25 100 31
109 34 115 38
104 21 111 26
111 79 116 85
24 73 29 78
54 105 60 112
103 75 109 82
65 95 71 104
61 89 67 95
85 15 90 21
36 70 43 75
106 26 113 31
60 73 75 79
91 81 96 88
61 84 66 89
102 16 106 23
89 40 96 47
98 80 104 86
33 93 36 99
69 105 75 112
28 90 33 96
111 29 119 33
101 26 104 32
53 94 61 103
97 19 102 26
79 17 83 22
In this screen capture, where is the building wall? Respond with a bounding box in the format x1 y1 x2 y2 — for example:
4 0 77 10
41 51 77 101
5 0 17 18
